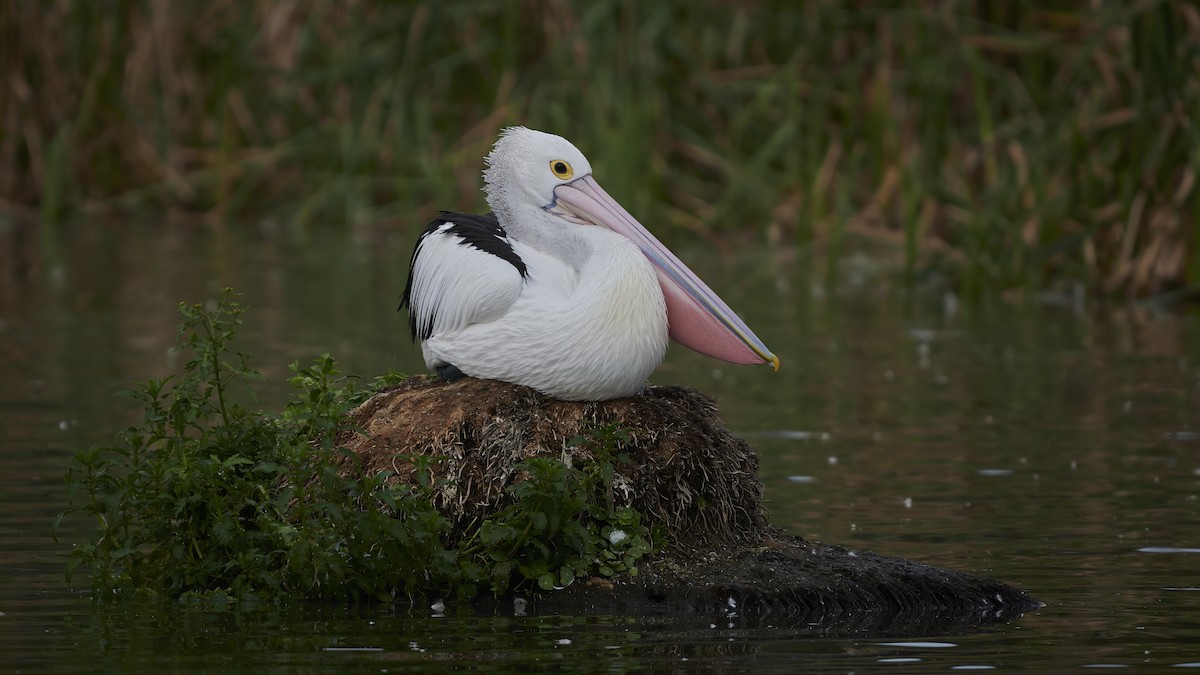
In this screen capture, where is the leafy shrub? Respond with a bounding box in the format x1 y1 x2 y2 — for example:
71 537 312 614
462 427 655 595
56 290 654 603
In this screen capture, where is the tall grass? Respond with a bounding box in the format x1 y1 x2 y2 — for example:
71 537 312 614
1 1 1197 297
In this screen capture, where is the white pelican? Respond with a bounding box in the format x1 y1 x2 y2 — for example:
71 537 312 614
401 127 778 401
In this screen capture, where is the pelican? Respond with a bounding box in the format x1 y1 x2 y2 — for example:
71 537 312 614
400 127 778 401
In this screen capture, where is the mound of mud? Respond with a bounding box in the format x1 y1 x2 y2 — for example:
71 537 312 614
340 376 766 548
338 376 1040 631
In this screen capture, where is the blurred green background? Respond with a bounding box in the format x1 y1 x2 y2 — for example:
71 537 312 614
2 0 1197 298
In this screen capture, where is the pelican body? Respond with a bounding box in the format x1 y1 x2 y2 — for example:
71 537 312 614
401 127 777 401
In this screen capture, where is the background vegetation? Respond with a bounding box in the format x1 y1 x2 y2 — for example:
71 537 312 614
2 1 1197 298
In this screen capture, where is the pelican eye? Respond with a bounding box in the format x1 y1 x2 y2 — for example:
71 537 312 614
549 160 574 180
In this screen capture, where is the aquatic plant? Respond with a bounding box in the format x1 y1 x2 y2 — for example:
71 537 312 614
55 290 653 602
5 2 1196 297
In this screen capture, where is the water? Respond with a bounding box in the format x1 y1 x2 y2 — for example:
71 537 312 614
3 221 1200 671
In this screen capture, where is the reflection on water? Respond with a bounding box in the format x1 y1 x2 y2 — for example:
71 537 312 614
2 221 1199 672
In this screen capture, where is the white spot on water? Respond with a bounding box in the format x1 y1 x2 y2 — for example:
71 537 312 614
943 292 959 318
827 456 838 465
978 469 1013 477
908 328 936 343
878 641 957 648
787 476 815 483
917 341 931 369
770 430 831 441
903 497 913 508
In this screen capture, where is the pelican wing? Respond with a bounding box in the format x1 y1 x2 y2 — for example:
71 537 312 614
401 212 527 341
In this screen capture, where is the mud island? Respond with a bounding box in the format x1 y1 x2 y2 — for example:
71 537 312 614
340 376 1040 634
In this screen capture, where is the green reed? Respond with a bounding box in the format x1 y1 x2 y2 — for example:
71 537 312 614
3 1 1196 297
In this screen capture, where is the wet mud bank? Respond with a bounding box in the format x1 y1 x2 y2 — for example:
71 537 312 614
532 536 1039 636
341 376 1040 631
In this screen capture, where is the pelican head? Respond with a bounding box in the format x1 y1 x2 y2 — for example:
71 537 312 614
484 127 592 216
480 126 778 370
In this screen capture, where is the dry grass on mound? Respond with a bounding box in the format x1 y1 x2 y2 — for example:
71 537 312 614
337 376 768 549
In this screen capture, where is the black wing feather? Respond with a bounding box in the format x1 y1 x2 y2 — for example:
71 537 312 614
399 211 527 341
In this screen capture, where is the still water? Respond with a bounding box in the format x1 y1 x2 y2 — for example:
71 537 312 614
2 221 1199 672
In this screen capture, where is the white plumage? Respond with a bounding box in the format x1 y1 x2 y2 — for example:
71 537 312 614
406 220 527 339
401 127 776 401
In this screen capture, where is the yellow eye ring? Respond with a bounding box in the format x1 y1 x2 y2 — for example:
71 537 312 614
549 159 574 180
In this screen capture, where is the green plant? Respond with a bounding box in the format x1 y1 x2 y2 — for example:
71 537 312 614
55 289 446 602
461 426 655 595
7 2 1196 296
55 290 655 603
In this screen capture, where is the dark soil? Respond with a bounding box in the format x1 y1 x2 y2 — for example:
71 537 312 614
547 534 1041 636
340 376 1040 633
340 376 766 548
